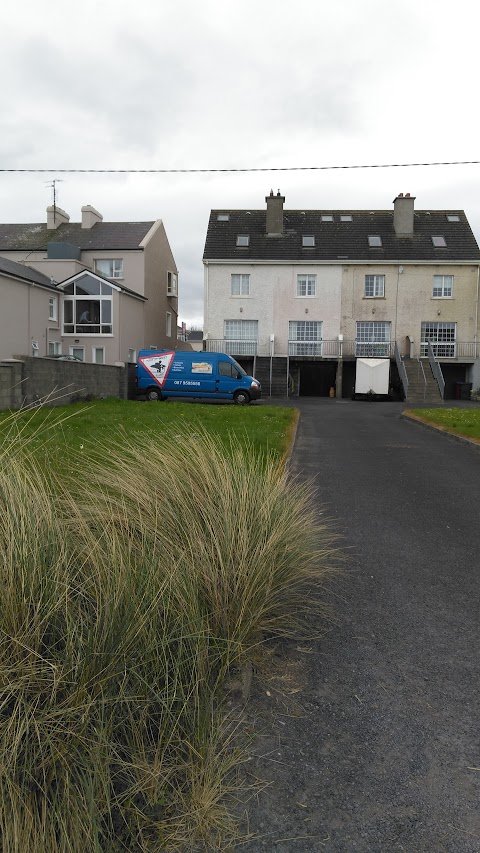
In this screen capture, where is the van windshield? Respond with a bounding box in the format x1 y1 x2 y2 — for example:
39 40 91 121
230 358 246 377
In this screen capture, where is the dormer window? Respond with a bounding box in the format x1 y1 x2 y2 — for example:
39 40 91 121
446 214 460 222
302 235 315 247
368 235 382 247
432 235 447 247
217 214 229 221
321 214 333 222
236 234 249 247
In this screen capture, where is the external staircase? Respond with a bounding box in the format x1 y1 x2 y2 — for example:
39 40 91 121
254 356 288 397
402 357 443 403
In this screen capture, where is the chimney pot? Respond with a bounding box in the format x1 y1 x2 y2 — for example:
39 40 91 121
405 192 410 198
398 193 404 198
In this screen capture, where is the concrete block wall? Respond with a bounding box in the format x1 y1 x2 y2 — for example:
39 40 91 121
0 356 128 411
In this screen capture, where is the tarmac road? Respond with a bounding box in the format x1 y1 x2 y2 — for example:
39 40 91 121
240 400 480 853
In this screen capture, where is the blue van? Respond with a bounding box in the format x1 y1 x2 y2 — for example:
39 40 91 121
136 350 261 404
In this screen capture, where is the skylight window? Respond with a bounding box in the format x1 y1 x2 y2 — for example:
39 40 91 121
446 214 460 222
368 235 382 247
340 214 352 222
217 213 229 221
236 234 250 247
432 235 447 247
321 214 333 222
302 235 315 247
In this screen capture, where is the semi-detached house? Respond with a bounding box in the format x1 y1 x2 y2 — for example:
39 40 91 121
0 204 179 365
203 191 480 400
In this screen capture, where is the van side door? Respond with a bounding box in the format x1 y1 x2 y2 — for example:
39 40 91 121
216 359 244 397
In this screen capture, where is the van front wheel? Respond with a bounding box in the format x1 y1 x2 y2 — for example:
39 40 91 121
234 390 250 405
146 387 162 401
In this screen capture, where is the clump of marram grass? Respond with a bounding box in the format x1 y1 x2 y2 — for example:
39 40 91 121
0 421 338 851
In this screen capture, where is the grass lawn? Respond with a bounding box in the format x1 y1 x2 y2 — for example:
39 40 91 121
0 398 297 473
406 407 480 442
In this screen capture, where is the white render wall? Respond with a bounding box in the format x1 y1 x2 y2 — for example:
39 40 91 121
204 263 342 355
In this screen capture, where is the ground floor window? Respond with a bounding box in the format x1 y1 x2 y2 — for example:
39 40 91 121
355 321 391 356
93 347 105 364
288 321 323 355
421 321 456 357
48 341 61 356
128 348 136 362
224 320 258 355
70 346 85 361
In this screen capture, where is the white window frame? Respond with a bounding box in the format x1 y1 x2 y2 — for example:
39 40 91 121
421 321 456 357
92 346 105 364
167 271 177 296
364 274 385 298
224 319 258 355
432 275 453 298
48 341 61 356
231 274 250 296
296 274 316 297
355 321 391 356
62 278 113 336
288 320 323 355
94 258 124 279
236 234 249 247
166 312 172 337
49 295 58 321
69 346 85 361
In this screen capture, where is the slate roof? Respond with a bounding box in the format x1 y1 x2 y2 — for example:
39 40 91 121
0 221 155 251
0 255 55 288
203 209 480 262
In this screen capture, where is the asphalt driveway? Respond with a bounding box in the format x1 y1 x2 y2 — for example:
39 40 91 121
240 400 480 852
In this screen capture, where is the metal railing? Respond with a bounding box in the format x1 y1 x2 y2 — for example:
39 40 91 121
288 341 324 357
427 342 445 399
394 341 408 398
205 339 257 356
419 341 477 359
417 358 427 400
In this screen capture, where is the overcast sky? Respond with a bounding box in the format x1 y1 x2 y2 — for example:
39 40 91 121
2 0 480 326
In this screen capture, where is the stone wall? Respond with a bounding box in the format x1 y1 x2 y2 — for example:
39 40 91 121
0 356 128 411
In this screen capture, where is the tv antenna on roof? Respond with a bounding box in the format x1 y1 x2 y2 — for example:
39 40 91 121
45 178 63 224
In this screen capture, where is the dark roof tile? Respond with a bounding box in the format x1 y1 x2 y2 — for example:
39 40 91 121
0 255 55 287
0 221 155 251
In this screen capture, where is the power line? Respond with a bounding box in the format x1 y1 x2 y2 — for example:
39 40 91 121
0 159 480 174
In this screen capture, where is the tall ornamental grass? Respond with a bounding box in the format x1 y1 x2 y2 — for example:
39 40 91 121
0 425 336 851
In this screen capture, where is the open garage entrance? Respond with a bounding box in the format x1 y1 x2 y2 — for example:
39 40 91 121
296 362 338 397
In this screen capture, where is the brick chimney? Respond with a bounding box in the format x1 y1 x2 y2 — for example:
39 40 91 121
393 192 415 237
81 205 103 229
265 189 285 236
46 205 70 230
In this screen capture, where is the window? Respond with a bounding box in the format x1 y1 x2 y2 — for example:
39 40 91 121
368 235 382 247
62 274 113 335
218 361 242 378
94 258 124 279
431 235 447 247
48 341 61 356
224 319 258 355
421 321 456 357
236 235 249 247
433 274 453 298
69 346 84 361
128 348 136 362
321 214 333 222
355 321 391 356
446 214 460 222
166 312 172 337
49 295 58 321
217 214 229 221
302 235 315 247
364 274 385 298
93 347 105 364
288 321 322 356
297 274 316 297
167 271 177 296
340 214 353 222
231 274 250 296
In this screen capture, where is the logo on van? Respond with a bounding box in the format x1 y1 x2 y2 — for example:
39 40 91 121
139 351 175 387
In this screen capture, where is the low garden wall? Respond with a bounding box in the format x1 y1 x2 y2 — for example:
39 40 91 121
0 356 128 411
